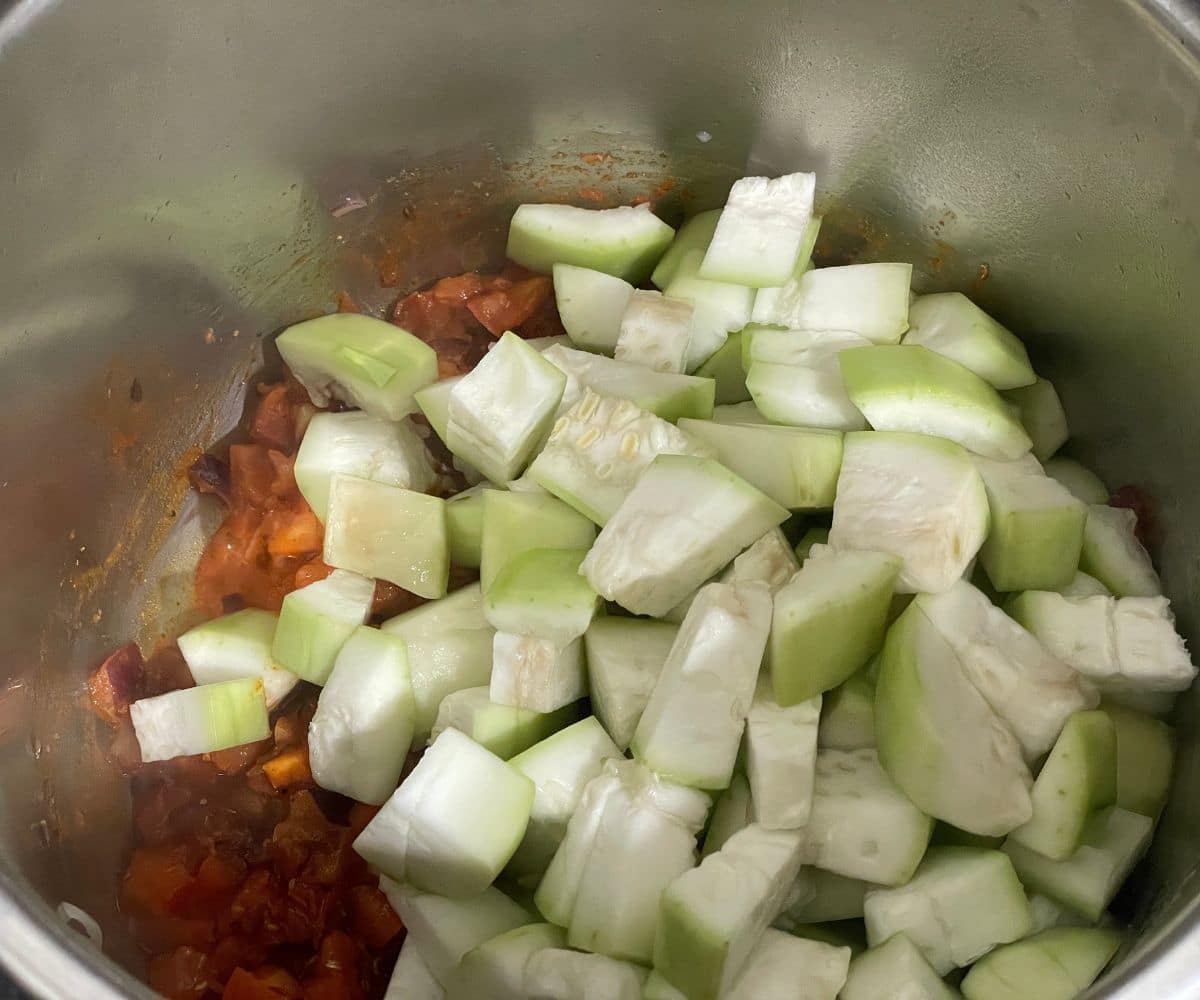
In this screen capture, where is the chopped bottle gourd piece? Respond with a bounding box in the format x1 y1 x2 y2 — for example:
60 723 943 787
1010 710 1117 860
1043 456 1109 505
747 326 872 368
746 360 868 431
743 677 821 829
524 948 648 1000
506 202 674 284
381 879 532 990
552 263 634 353
613 289 694 375
632 581 773 790
354 727 534 897
718 928 851 1000
415 374 462 444
840 344 1032 460
1003 377 1070 462
131 677 270 763
775 867 876 926
818 669 876 751
720 527 800 593
699 172 817 287
480 490 597 594
975 454 1086 593
276 312 437 420
177 608 298 709
430 686 580 760
759 262 912 343
913 580 1098 761
489 633 588 714
864 847 1032 975
840 932 960 1000
677 418 843 510
875 603 1034 837
905 292 1035 390
308 626 415 805
528 389 713 525
651 209 722 290
694 329 750 404
534 758 710 964
749 215 823 323
271 568 375 685
382 582 496 743
661 248 755 371
654 823 806 1000
294 410 434 522
445 483 488 568
828 431 989 594
483 547 598 642
711 401 768 424
1079 503 1162 598
323 474 449 598
455 922 567 1000
1002 807 1153 921
1101 701 1174 819
701 772 755 858
768 548 900 707
384 938 445 1000
960 927 1122 1000
1007 592 1197 694
540 343 716 422
581 454 788 617
507 717 621 881
803 748 933 886
446 331 567 484
583 616 678 750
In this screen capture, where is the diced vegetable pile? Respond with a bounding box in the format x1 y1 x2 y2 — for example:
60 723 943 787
129 170 1192 1000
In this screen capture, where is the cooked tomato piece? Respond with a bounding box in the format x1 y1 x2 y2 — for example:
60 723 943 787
347 886 403 950
207 738 272 776
346 803 381 840
147 946 214 1000
87 642 145 727
122 845 199 918
264 506 323 559
465 275 554 336
392 288 489 378
261 747 315 792
429 272 486 303
224 967 303 1000
251 386 298 452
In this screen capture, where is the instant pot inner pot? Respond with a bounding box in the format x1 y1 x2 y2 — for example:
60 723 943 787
2 0 1200 997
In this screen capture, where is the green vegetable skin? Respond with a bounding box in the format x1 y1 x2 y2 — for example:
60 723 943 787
960 928 1122 1000
276 312 438 420
768 548 900 706
1010 710 1117 860
694 330 750 404
839 344 1032 459
875 603 1033 837
651 209 722 289
507 202 675 283
975 455 1086 594
677 418 843 510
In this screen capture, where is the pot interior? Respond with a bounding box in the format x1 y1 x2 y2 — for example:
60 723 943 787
2 0 1200 995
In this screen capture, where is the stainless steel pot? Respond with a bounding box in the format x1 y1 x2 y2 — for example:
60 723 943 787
2 0 1200 995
